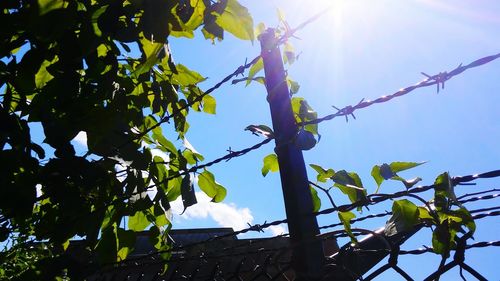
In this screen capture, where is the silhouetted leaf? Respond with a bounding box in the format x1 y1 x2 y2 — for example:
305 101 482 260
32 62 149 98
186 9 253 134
294 129 316 150
180 174 197 213
117 228 136 261
95 226 118 263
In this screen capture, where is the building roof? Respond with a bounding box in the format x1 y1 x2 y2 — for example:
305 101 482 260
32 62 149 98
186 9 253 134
78 228 296 281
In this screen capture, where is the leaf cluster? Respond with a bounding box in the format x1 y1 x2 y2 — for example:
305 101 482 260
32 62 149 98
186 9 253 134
309 162 476 255
0 0 254 278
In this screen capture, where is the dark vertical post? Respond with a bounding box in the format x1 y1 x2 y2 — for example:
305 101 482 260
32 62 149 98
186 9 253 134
259 28 325 280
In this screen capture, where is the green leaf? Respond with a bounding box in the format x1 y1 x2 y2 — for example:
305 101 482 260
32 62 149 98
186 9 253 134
385 199 419 236
215 0 254 41
151 204 170 227
38 0 67 15
283 42 295 65
433 172 462 209
35 57 58 89
309 164 334 183
331 170 355 187
173 64 206 86
62 239 70 251
449 208 476 234
389 161 425 173
372 161 425 193
198 169 227 202
261 153 279 177
417 206 434 221
171 0 206 37
371 165 383 190
287 77 300 95
432 221 453 256
101 205 118 230
166 176 182 201
434 172 451 190
246 57 263 86
128 211 150 232
202 94 216 114
292 97 319 135
152 128 177 154
332 170 367 207
310 186 321 212
136 37 164 77
254 22 266 38
298 99 317 121
338 211 357 244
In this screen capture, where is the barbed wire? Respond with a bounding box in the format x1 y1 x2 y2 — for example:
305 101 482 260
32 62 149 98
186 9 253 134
457 188 500 200
74 138 274 226
70 12 500 281
399 240 500 256
299 53 500 126
124 205 500 270
319 201 500 234
83 170 500 281
106 10 337 206
315 170 500 217
146 138 273 189
104 169 499 268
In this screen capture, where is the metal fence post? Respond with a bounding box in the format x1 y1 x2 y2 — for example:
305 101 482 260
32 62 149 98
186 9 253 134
259 28 325 280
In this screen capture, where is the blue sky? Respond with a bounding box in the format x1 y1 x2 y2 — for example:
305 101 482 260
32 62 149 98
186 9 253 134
2 0 498 279
129 0 500 279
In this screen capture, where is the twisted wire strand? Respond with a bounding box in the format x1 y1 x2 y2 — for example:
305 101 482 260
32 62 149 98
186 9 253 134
300 53 500 126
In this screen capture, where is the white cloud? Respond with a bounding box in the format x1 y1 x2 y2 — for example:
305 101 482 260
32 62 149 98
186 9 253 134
267 224 288 236
171 192 254 231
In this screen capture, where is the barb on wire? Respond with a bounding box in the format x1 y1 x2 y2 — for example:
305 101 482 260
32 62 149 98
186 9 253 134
65 138 274 236
109 138 273 206
276 7 333 45
113 216 290 265
154 138 272 186
300 53 500 126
